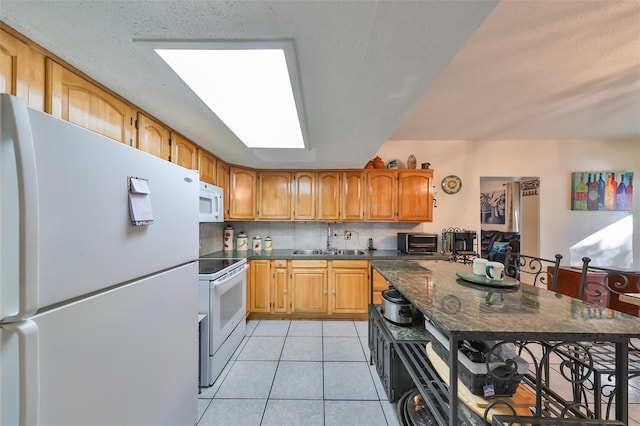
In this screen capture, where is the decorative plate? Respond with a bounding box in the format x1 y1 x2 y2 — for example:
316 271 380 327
456 271 520 288
441 175 462 194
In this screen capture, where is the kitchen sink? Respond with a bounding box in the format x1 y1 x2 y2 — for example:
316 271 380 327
291 249 367 256
291 249 324 255
336 249 367 256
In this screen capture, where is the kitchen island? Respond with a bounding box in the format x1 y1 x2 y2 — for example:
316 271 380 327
371 259 640 425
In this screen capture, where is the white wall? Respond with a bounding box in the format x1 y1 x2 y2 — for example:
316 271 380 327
375 139 639 269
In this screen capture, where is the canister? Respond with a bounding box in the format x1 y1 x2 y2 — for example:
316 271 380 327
252 235 262 251
236 232 248 251
264 236 273 251
223 225 234 251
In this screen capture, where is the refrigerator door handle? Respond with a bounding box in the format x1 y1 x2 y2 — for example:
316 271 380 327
1 95 40 321
4 320 40 426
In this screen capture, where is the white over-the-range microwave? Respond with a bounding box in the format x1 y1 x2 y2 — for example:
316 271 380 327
199 181 224 222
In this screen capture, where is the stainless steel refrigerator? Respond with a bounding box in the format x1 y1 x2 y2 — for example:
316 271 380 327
0 94 200 425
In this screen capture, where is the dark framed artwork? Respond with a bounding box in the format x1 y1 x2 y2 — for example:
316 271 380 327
571 171 633 211
480 190 505 224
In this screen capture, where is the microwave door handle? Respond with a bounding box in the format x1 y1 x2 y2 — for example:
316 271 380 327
214 193 222 218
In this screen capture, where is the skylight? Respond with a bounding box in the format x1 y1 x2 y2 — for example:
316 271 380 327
155 43 305 149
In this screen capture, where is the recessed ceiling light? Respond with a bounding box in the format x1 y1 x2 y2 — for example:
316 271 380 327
154 41 306 149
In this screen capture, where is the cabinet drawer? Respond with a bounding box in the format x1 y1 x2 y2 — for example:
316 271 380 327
331 260 369 269
291 260 327 268
273 259 287 268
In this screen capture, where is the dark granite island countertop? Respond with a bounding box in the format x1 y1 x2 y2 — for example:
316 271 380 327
371 259 640 341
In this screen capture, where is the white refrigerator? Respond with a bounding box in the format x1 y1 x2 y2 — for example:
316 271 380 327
0 94 200 425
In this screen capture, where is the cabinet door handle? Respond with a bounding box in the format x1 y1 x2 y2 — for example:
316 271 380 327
323 290 328 295
332 290 336 295
283 289 288 294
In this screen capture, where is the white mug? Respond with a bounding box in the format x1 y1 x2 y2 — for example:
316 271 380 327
472 258 488 275
485 261 505 281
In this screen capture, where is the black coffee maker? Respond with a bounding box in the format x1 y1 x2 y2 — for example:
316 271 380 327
442 229 477 255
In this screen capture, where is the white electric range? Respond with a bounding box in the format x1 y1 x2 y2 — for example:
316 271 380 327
198 256 248 386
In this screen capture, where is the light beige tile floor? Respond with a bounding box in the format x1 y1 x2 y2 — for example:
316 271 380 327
197 320 640 425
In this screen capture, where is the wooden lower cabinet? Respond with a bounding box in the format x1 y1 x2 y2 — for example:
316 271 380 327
249 260 271 313
272 260 290 313
291 260 328 314
372 268 391 305
248 258 369 319
329 260 369 314
249 259 290 315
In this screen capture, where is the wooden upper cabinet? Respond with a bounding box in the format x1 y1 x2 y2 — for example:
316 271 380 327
317 172 341 220
398 170 433 222
228 166 256 220
136 112 170 160
170 132 198 170
366 170 398 221
257 171 291 220
342 171 365 221
0 28 30 103
198 149 217 184
292 171 316 220
46 59 135 145
216 160 230 218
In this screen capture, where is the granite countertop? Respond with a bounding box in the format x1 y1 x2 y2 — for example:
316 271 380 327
371 259 640 340
200 249 450 261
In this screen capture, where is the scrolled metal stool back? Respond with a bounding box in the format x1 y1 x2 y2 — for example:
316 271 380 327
578 257 640 307
504 247 563 289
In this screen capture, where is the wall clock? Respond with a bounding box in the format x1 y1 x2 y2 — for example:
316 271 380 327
441 175 462 194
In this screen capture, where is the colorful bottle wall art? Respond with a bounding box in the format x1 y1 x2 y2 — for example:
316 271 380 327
571 171 633 211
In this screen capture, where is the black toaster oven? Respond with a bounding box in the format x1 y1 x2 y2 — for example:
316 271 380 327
397 233 438 254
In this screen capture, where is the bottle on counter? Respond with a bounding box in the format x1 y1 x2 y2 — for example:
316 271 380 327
236 232 248 251
223 225 234 251
264 236 273 251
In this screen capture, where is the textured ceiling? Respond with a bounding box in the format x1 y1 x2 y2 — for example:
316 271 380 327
1 1 638 169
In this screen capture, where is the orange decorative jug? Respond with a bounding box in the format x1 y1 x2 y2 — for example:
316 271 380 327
372 156 385 169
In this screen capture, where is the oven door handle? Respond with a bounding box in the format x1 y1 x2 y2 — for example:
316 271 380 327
211 263 249 291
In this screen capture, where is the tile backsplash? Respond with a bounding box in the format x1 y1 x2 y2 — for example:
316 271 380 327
199 221 425 256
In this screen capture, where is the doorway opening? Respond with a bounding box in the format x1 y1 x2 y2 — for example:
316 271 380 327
480 177 540 258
